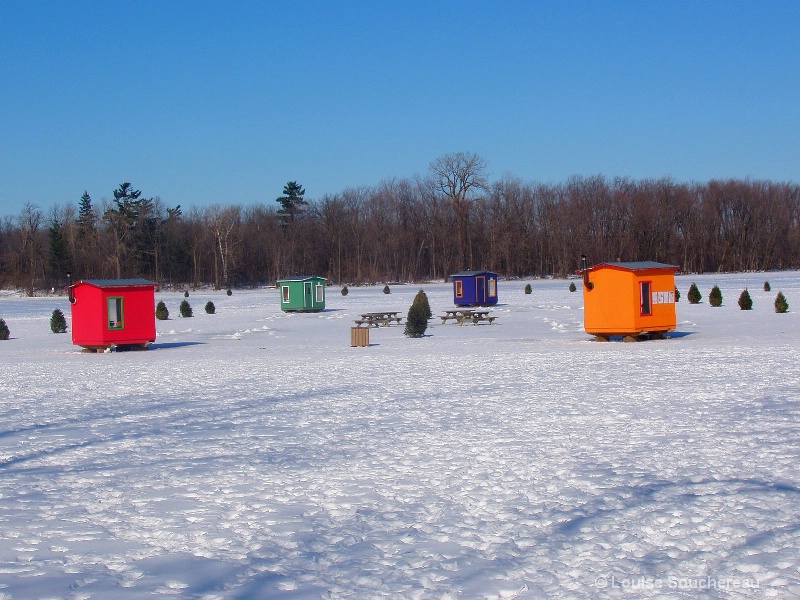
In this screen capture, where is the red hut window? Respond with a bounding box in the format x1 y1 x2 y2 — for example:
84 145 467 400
108 297 124 329
455 280 463 298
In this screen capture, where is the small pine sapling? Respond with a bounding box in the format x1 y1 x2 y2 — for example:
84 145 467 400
674 286 681 302
775 291 789 313
569 282 577 292
413 289 432 319
341 285 349 296
738 288 753 310
156 300 169 320
524 283 532 295
205 301 216 314
383 284 391 294
404 295 428 338
764 281 771 292
688 283 702 304
709 285 723 307
184 290 189 298
179 299 193 318
50 308 67 333
0 317 10 340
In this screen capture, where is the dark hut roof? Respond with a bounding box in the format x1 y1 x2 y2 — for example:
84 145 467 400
73 278 159 288
593 262 679 271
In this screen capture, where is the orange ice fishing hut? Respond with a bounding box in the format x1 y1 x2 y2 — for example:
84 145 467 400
579 257 679 341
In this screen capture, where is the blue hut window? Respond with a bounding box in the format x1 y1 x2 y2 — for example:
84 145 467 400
282 286 290 303
315 284 324 303
455 280 464 298
108 297 124 329
488 278 497 297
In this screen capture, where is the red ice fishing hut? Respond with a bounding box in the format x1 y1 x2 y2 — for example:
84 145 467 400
67 277 159 351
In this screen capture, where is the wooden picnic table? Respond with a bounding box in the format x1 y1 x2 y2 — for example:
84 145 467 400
354 311 403 327
440 308 474 323
439 308 498 325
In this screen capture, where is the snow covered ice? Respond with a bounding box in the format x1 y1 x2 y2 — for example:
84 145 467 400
1 273 799 599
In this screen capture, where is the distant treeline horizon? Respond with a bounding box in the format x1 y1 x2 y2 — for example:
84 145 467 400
2 156 800 294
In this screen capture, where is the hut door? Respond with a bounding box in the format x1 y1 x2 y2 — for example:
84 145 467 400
640 281 652 316
476 276 486 304
304 282 313 308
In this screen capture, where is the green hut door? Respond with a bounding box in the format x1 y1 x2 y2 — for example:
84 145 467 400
304 281 313 309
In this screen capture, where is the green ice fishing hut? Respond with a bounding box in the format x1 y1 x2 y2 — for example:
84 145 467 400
277 276 327 312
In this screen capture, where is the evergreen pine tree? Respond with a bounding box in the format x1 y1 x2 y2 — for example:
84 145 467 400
569 282 577 292
205 301 216 314
180 299 193 317
674 286 681 302
103 182 146 279
413 289 432 319
709 285 723 307
688 283 702 304
341 285 349 296
276 181 308 224
0 318 9 340
76 191 97 232
48 218 73 286
775 291 789 313
50 308 67 333
738 288 753 310
404 294 428 338
764 281 771 292
383 284 391 294
524 283 532 294
226 289 233 296
156 300 169 320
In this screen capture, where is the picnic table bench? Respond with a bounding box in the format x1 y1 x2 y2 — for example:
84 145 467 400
439 309 498 325
354 311 403 327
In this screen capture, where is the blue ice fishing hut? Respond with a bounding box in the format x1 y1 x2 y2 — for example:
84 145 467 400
451 270 499 307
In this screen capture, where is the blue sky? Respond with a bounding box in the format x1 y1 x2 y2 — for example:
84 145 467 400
1 1 798 217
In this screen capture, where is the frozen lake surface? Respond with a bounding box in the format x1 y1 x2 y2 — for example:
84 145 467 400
1 272 799 598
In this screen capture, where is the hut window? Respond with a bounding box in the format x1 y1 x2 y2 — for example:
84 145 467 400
640 281 652 316
281 286 290 303
108 297 124 329
315 284 324 303
488 278 497 297
455 280 463 298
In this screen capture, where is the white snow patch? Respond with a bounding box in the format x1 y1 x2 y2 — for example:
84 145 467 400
0 274 799 597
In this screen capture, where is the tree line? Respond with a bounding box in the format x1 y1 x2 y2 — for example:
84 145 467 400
2 153 799 294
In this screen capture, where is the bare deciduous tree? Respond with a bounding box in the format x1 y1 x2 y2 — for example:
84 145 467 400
18 203 44 296
206 205 241 290
2 163 800 291
429 152 488 269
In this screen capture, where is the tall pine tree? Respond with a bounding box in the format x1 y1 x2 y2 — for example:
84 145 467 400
76 191 96 232
74 191 99 277
276 181 308 224
48 217 73 287
104 183 144 278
